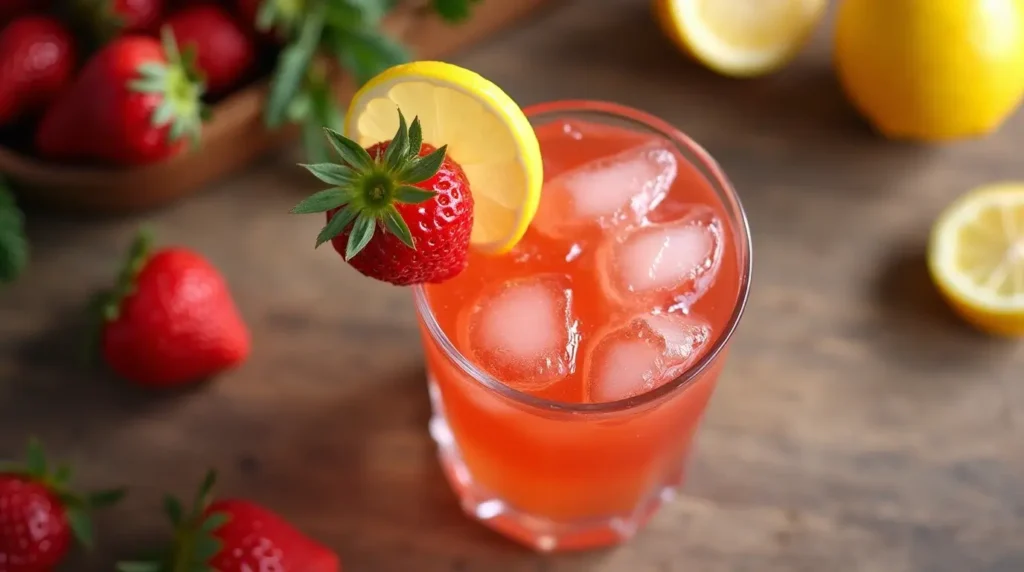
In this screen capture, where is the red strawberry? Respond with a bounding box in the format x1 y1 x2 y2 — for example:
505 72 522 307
0 16 76 126
166 4 255 95
290 110 474 285
117 471 340 572
74 0 165 42
35 30 206 166
0 439 125 572
95 229 250 388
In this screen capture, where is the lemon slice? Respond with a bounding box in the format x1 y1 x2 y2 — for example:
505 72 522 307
653 0 827 77
928 182 1024 336
344 61 543 255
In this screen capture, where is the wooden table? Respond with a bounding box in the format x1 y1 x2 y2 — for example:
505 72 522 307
2 1 1023 570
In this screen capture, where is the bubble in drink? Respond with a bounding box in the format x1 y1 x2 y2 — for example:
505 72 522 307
598 206 724 310
584 313 712 403
461 273 581 391
532 143 677 238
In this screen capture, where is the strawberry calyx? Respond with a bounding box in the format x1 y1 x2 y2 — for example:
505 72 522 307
290 108 448 260
115 470 230 572
128 28 210 150
0 438 126 549
84 227 153 364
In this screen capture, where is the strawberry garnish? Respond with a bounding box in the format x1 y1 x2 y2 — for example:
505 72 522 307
0 439 126 572
291 109 475 285
116 471 340 572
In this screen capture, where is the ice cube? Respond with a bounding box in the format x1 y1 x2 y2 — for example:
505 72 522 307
532 143 677 238
597 206 724 309
461 274 580 391
584 313 712 403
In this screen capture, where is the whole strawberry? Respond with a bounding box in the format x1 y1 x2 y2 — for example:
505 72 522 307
117 471 341 572
290 111 474 285
95 229 250 388
166 4 255 95
0 16 76 126
35 29 206 166
0 439 125 572
74 0 165 42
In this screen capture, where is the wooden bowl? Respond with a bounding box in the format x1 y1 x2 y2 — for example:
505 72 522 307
0 0 553 214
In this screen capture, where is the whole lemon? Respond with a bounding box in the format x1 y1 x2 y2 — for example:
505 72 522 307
834 0 1024 141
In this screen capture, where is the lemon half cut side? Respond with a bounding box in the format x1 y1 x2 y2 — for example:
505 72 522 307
928 182 1024 336
654 0 827 77
345 61 544 255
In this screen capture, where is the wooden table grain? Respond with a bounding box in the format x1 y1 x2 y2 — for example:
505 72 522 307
3 1 1024 570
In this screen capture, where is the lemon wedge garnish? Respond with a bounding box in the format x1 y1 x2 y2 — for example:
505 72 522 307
929 182 1024 336
653 0 826 77
345 61 543 255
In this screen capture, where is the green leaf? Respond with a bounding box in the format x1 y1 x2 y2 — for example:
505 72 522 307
400 145 447 184
53 463 72 484
383 110 410 171
330 27 411 86
264 5 325 129
431 0 482 22
193 470 217 514
382 205 415 249
25 439 46 476
300 72 344 163
324 128 373 170
0 178 28 286
193 533 222 561
66 508 94 549
290 188 352 214
394 185 437 204
200 512 230 533
345 212 377 260
316 204 359 248
87 488 126 508
300 163 358 187
163 495 183 525
407 116 423 156
116 562 164 572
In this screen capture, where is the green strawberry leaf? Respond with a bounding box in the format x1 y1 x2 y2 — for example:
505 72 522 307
88 488 127 508
290 188 352 214
394 185 437 204
382 205 415 249
324 127 374 170
164 494 184 526
66 507 95 549
401 145 448 184
383 111 410 171
316 203 359 248
431 0 484 23
0 176 28 286
345 211 377 259
300 163 358 187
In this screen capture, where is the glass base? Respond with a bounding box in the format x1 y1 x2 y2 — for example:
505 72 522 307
427 377 682 552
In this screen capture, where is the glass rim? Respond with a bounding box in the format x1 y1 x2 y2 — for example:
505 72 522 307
412 99 753 414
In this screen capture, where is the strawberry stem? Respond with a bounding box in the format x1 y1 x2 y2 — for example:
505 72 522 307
82 227 153 367
289 108 447 259
116 470 229 572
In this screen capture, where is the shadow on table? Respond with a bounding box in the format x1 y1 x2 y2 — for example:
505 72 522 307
869 237 1018 380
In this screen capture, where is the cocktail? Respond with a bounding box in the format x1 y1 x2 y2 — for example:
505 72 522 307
292 63 751 552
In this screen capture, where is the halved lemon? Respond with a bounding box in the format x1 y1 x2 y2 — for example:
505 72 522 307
344 61 543 255
653 0 827 77
928 182 1024 336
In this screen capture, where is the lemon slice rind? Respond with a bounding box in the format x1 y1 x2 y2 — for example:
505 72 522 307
928 182 1024 335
